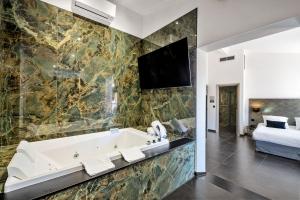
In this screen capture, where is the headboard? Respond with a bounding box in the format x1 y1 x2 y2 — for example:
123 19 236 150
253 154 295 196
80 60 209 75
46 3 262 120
249 99 300 126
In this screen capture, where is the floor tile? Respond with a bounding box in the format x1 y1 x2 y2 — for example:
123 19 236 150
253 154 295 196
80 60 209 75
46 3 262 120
164 131 300 200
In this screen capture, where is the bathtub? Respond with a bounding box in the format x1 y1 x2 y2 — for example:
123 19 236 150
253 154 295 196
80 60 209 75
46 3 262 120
5 128 169 192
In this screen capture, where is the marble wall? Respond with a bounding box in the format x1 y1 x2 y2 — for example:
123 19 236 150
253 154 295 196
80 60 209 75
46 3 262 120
0 0 197 146
0 0 197 194
249 99 300 126
0 0 143 146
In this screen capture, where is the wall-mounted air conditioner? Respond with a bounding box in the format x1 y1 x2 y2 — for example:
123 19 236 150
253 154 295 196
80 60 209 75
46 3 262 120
72 0 116 26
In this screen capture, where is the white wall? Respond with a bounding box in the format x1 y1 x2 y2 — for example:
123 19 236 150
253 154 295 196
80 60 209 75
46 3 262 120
41 0 143 38
142 0 300 48
207 50 245 134
207 51 300 132
196 49 208 173
142 0 197 38
244 52 300 124
111 5 143 38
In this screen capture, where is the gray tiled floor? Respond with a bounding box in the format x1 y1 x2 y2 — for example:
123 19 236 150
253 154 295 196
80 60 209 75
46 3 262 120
164 130 300 200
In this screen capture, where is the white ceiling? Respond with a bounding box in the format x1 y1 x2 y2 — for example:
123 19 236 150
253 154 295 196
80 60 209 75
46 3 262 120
43 0 300 46
117 0 185 15
226 27 300 53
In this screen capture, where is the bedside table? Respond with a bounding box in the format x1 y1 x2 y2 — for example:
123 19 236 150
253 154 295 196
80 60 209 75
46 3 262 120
245 125 257 136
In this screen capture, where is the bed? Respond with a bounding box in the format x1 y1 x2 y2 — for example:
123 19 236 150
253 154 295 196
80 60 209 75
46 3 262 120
253 123 300 160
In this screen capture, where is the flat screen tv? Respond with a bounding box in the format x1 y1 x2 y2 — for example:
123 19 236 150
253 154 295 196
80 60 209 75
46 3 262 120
138 38 191 90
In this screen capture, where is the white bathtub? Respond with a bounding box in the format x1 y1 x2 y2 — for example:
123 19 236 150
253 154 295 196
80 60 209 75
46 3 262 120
5 128 169 192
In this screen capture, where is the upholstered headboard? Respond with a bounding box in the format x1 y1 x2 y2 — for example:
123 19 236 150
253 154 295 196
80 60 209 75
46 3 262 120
249 99 300 126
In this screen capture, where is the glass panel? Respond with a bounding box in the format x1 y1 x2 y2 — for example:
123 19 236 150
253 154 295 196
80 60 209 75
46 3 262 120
17 0 59 139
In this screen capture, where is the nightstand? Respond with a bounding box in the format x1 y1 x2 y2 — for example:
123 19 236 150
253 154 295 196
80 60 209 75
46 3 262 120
245 125 257 136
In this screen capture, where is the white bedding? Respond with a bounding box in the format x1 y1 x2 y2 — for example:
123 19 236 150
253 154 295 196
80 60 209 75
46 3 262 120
253 123 300 148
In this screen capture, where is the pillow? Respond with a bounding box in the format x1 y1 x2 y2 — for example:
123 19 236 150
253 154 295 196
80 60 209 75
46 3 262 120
295 117 300 130
263 115 289 129
266 120 286 129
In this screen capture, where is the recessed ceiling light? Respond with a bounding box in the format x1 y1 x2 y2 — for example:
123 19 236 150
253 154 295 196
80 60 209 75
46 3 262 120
175 21 179 25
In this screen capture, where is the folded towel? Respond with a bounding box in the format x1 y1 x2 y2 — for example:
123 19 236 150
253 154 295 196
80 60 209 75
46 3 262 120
119 147 145 163
81 157 115 176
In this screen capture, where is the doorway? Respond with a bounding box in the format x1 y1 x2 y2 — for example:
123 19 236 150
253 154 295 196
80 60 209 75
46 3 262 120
218 85 238 135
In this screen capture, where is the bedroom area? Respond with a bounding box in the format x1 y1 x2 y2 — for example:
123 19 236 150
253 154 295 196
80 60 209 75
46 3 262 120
202 27 300 200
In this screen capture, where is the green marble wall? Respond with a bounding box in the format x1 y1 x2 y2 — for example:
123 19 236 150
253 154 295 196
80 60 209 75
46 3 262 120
0 0 145 146
0 0 197 146
0 0 197 195
140 11 197 128
0 0 21 146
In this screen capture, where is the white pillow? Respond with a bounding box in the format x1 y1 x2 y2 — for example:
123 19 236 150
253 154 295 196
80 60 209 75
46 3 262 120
263 115 289 129
295 117 300 130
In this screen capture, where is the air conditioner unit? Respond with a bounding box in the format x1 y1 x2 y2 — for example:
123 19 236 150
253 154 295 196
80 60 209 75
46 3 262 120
72 0 116 26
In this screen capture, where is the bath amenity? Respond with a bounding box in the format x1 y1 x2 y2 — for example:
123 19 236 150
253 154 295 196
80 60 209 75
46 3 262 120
5 128 169 192
119 147 145 162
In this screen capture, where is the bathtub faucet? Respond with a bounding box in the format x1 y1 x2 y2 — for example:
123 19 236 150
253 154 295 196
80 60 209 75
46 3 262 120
157 130 167 142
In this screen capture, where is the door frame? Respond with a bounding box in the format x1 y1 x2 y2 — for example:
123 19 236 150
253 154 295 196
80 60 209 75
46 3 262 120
216 83 240 135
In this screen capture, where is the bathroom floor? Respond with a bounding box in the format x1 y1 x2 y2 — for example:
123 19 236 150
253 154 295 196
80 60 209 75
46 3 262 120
164 130 300 200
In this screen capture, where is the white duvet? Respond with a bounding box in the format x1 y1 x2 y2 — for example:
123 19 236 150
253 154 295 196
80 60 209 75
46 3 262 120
253 123 300 148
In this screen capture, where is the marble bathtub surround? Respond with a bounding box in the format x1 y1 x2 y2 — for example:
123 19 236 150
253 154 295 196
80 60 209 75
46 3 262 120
44 142 195 200
3 139 194 200
0 0 197 196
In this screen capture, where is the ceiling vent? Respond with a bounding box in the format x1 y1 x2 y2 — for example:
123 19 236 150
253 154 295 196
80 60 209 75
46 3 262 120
72 0 116 26
220 56 235 62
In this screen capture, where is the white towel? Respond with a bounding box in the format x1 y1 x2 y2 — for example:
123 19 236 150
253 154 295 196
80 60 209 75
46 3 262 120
81 157 115 176
119 147 145 163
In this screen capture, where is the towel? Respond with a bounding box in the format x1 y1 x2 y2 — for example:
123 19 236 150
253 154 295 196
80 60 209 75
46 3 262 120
119 147 145 163
81 157 115 176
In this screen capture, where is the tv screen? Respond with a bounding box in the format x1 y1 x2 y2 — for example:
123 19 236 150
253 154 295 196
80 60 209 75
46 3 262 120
138 38 191 90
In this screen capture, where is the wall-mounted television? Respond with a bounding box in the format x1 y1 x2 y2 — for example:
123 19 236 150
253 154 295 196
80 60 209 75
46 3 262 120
138 38 191 90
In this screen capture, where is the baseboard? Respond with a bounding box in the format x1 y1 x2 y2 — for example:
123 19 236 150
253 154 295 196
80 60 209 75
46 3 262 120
207 129 216 133
194 172 206 177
